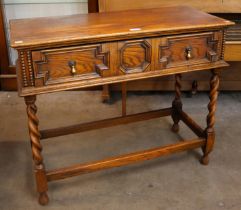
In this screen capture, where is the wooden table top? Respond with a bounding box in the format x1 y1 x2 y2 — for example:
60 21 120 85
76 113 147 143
10 6 234 49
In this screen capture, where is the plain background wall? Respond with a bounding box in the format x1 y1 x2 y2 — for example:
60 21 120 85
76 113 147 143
2 0 88 65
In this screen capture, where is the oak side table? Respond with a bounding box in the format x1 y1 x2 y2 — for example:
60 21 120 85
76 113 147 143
10 6 234 205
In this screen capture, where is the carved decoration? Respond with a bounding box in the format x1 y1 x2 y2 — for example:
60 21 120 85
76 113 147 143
20 51 28 87
119 40 151 74
221 29 227 60
206 35 219 62
32 45 110 86
27 51 34 86
19 50 35 87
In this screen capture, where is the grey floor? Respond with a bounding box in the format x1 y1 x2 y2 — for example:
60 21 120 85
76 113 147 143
0 91 241 210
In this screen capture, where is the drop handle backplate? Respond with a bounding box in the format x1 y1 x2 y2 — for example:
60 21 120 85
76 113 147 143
185 47 192 60
68 60 77 75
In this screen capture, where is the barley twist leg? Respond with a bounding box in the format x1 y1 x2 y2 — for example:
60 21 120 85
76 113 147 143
201 70 220 165
25 96 49 205
171 74 183 133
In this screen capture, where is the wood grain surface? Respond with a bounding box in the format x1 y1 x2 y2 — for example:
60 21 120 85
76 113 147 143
10 6 233 49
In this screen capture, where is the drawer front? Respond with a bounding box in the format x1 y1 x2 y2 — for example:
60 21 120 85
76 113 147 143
31 44 110 86
156 32 223 70
18 30 224 94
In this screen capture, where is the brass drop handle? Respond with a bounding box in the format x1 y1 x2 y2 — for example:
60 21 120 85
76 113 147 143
68 60 77 75
185 47 192 60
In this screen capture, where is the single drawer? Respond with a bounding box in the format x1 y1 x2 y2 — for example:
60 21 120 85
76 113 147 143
156 31 223 69
32 44 110 86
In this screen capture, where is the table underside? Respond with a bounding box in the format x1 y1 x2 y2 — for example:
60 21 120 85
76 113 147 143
23 70 219 205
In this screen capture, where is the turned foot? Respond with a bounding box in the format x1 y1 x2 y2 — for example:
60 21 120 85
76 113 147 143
200 155 209 165
39 192 49 205
171 123 179 133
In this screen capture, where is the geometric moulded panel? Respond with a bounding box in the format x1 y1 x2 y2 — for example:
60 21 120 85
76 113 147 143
32 44 110 87
119 40 151 74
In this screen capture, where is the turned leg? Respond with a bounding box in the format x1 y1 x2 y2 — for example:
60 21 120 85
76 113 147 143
102 84 111 103
171 74 183 133
25 96 49 205
201 69 220 165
